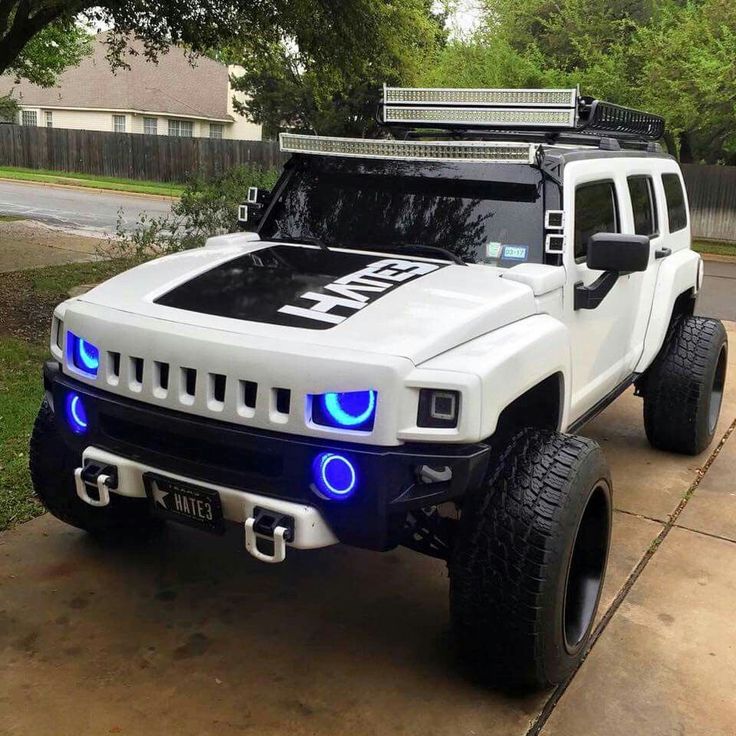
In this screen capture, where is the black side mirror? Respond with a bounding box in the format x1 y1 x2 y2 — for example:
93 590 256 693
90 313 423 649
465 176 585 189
587 233 650 273
575 233 651 310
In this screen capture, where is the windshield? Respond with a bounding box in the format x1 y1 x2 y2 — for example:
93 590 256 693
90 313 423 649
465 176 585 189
259 157 546 267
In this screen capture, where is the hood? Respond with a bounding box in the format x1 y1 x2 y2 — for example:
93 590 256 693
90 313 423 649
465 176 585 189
78 241 538 365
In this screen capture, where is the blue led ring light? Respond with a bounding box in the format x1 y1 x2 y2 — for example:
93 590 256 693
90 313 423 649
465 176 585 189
77 339 99 372
321 390 376 428
65 392 89 434
312 453 357 500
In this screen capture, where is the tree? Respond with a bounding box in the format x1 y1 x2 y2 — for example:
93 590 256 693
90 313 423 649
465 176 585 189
227 0 446 137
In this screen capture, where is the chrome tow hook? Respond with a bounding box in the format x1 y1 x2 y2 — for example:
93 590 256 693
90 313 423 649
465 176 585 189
74 461 118 508
244 507 295 564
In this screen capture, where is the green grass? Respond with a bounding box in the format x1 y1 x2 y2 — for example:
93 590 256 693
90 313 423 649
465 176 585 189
0 258 134 531
693 240 736 258
0 214 25 222
0 337 47 529
0 166 184 197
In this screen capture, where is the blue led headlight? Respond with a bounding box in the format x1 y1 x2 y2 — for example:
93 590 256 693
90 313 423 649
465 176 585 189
312 390 377 430
65 392 89 434
69 332 100 376
312 453 358 500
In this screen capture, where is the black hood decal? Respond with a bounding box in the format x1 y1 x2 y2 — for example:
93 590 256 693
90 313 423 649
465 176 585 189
155 244 445 330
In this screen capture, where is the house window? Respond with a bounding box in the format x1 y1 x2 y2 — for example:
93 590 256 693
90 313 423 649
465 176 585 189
168 119 194 137
209 123 224 139
21 110 37 126
144 117 158 135
574 181 619 260
45 111 53 128
113 115 126 133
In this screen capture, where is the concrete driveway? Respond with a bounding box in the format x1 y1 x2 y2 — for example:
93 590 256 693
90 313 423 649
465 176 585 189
1 333 735 735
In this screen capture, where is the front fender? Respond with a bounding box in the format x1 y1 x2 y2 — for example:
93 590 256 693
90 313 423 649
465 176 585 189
636 249 700 373
411 315 571 441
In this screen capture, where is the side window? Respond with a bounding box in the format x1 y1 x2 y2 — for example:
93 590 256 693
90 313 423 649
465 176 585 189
574 181 619 260
627 176 658 236
662 173 687 233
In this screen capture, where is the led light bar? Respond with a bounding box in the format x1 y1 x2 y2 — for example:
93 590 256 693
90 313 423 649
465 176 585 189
384 87 577 108
383 105 576 128
279 133 537 164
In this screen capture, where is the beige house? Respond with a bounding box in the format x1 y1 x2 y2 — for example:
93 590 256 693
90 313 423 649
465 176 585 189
0 36 261 140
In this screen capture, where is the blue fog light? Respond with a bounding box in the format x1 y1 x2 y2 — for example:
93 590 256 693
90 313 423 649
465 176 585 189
70 333 99 375
312 453 357 500
65 392 88 434
315 390 377 430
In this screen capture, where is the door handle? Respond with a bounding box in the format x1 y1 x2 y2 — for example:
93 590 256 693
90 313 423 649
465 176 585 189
655 247 672 259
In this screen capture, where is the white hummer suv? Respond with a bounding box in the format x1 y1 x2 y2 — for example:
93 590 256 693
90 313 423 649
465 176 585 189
30 88 728 689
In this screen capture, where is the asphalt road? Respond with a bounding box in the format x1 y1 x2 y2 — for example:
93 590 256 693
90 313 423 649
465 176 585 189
698 259 736 323
0 179 173 235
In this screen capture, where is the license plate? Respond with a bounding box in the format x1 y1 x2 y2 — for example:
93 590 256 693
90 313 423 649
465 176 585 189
144 473 225 534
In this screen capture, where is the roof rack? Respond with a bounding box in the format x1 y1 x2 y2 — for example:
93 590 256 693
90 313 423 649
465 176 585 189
380 86 665 142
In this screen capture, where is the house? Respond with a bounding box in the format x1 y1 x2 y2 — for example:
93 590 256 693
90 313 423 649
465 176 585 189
0 35 261 140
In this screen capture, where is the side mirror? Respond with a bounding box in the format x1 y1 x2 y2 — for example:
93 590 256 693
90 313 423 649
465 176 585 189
586 233 650 273
238 187 272 230
575 233 651 310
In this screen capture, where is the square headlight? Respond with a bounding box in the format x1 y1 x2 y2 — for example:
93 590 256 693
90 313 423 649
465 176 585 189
418 389 460 428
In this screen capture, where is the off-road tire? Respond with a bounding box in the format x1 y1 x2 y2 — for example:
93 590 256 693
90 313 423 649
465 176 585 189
643 316 728 455
29 398 159 538
449 428 612 690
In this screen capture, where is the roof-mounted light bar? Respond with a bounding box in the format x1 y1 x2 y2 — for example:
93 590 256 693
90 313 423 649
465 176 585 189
384 87 577 108
279 133 538 164
383 106 576 128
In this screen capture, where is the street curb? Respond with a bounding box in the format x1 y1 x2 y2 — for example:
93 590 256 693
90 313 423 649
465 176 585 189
0 175 180 201
699 252 736 264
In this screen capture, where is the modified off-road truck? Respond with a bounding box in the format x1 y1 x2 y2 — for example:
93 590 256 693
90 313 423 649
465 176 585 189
30 87 727 688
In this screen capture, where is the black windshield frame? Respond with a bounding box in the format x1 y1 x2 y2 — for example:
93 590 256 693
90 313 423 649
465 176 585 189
257 155 549 268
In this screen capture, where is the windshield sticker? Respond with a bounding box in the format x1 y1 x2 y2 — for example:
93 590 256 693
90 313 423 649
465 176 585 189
485 242 503 260
501 245 529 262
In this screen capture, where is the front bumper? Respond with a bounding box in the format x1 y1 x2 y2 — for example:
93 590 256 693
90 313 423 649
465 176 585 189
46 362 489 551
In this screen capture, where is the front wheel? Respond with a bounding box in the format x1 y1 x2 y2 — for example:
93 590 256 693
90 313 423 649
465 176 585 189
449 428 612 690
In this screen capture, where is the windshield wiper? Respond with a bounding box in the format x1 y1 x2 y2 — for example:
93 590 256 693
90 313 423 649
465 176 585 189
358 243 467 266
274 235 331 253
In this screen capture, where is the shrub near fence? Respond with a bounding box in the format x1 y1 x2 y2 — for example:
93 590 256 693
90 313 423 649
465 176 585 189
0 124 288 183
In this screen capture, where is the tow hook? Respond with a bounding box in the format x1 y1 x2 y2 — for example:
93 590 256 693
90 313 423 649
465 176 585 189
244 507 295 564
74 461 118 508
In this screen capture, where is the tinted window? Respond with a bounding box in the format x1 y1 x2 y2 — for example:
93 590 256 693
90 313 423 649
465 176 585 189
261 158 545 267
663 174 687 232
574 182 619 259
628 176 658 236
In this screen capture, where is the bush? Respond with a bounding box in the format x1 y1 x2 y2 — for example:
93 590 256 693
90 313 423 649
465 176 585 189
110 164 280 260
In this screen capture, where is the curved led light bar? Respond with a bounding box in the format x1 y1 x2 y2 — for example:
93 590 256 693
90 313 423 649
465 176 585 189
280 134 537 164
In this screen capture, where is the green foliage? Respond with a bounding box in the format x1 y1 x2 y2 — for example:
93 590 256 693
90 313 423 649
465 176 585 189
4 17 92 87
112 165 280 260
228 0 447 136
424 0 736 163
0 92 18 122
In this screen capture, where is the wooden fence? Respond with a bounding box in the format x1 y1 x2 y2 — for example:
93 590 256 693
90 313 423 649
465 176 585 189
0 124 288 182
0 125 734 241
681 164 736 243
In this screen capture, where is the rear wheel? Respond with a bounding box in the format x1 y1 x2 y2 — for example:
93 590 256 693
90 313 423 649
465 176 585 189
29 399 159 538
449 428 612 689
643 316 728 455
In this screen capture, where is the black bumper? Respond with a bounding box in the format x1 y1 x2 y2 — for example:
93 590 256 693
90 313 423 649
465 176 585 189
45 362 489 551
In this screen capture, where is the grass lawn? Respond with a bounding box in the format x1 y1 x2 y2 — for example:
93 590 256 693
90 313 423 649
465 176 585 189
0 258 133 531
0 166 184 198
692 240 736 258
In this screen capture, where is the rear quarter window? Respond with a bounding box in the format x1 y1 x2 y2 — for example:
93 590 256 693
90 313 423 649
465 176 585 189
662 173 687 233
574 181 619 260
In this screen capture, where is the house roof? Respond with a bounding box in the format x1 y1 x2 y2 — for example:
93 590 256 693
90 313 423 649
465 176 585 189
0 34 233 122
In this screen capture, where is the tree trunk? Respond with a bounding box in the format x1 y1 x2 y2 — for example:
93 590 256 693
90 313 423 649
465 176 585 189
679 131 694 163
